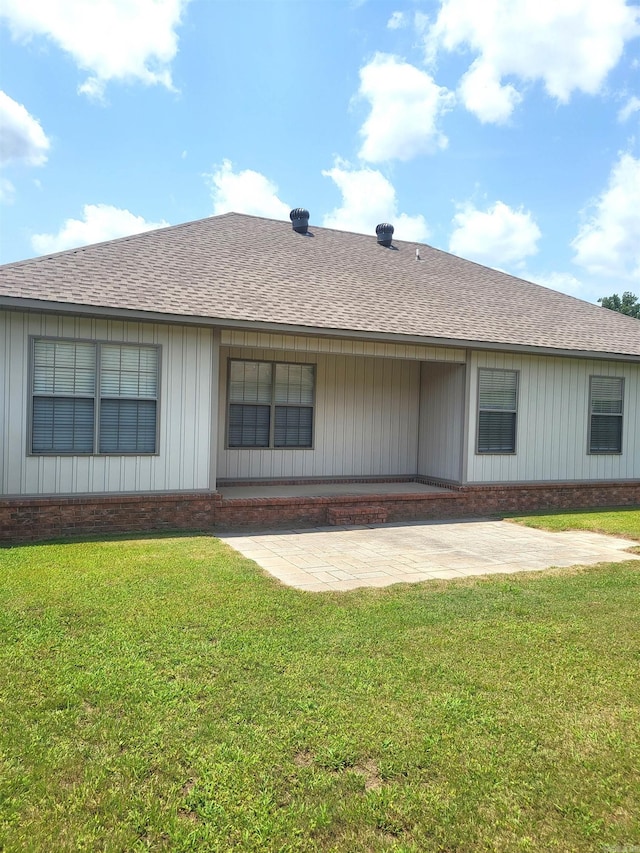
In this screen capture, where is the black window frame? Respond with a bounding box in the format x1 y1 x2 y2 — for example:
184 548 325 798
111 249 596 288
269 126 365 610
226 358 315 449
588 376 624 455
29 337 161 456
476 368 519 455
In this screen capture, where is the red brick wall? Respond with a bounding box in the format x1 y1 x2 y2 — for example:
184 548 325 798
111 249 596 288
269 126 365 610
1 482 639 543
0 493 222 544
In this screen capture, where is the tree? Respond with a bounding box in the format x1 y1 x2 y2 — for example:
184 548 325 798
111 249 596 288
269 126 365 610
598 291 640 318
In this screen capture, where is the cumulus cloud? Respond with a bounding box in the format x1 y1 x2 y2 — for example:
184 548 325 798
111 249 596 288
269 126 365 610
0 0 189 99
0 177 15 205
427 0 640 123
572 153 640 281
206 159 290 219
618 96 640 122
449 200 541 268
0 91 50 167
31 204 169 254
322 159 430 241
358 53 454 162
387 11 406 29
458 60 521 125
531 271 584 296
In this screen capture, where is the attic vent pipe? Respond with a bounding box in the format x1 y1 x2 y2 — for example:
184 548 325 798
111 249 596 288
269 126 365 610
290 208 309 234
376 223 394 247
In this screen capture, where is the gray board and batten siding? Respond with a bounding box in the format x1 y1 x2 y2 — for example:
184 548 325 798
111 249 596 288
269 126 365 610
1 213 639 499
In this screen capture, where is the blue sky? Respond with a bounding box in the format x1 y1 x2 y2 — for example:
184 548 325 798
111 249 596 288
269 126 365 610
1 0 639 304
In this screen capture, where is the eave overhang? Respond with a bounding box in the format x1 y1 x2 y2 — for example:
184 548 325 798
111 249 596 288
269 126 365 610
2 295 639 364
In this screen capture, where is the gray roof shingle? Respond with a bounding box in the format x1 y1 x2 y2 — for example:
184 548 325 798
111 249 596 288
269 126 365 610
1 212 639 358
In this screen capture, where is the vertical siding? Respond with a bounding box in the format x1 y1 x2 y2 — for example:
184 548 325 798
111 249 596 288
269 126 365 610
466 350 640 482
0 311 215 495
218 346 420 478
418 362 466 482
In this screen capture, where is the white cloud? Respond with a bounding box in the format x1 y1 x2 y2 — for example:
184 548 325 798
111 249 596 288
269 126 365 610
206 159 290 220
31 204 169 254
619 96 640 122
387 11 406 29
0 177 15 205
449 200 541 268
357 53 454 162
427 0 640 123
0 0 188 99
531 271 584 296
0 91 50 166
413 12 431 35
458 60 521 125
572 153 640 280
322 159 430 241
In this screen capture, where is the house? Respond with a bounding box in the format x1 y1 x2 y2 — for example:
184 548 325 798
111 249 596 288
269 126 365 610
1 210 639 542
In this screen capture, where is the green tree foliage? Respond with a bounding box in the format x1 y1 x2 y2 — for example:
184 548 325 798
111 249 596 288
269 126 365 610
598 291 640 318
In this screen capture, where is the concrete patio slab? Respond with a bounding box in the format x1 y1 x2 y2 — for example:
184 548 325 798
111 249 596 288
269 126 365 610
217 519 640 591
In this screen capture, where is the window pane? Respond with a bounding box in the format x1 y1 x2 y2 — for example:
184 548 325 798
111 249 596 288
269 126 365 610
590 415 622 453
479 369 517 410
274 406 313 447
99 399 157 453
33 340 95 395
274 364 314 404
228 404 270 447
478 411 516 453
229 361 272 403
32 397 94 453
100 345 158 398
590 377 623 414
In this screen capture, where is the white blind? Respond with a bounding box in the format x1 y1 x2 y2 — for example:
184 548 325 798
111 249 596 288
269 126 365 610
274 364 314 404
33 340 95 396
590 377 623 414
229 361 272 403
100 345 158 398
479 369 517 411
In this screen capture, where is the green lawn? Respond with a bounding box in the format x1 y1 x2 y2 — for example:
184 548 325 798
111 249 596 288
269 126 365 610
1 516 639 852
510 507 640 542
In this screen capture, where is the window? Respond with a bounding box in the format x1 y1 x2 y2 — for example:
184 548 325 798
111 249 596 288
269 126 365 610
589 376 623 454
477 368 518 454
31 339 159 455
228 359 314 448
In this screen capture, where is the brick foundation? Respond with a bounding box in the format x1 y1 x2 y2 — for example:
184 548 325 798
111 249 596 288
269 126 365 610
0 492 222 544
1 481 639 544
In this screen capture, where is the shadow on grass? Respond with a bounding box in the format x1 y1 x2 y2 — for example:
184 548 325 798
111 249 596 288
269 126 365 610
0 528 216 550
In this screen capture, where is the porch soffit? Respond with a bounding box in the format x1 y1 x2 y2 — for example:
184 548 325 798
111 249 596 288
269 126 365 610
219 329 466 363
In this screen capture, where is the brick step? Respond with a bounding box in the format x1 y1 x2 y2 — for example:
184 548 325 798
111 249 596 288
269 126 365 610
328 505 388 526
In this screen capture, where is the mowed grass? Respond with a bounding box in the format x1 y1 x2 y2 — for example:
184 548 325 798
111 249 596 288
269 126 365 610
1 523 640 852
510 507 640 541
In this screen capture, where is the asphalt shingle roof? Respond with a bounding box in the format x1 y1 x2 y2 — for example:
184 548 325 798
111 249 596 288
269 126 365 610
1 212 639 358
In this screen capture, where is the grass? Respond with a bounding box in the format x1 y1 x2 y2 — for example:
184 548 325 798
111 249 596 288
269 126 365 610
509 507 640 542
1 517 639 852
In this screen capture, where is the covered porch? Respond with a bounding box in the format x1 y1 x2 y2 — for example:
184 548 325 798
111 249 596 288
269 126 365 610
214 477 464 529
215 329 468 491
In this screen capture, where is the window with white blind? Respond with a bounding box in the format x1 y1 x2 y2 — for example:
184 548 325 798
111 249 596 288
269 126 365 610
227 360 314 448
477 368 518 454
589 376 624 454
31 339 159 455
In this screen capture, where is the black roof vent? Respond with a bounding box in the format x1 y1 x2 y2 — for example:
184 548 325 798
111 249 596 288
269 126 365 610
290 208 310 234
376 223 394 247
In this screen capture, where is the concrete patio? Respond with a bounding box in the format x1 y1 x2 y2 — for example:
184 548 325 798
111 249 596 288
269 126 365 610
217 518 640 591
